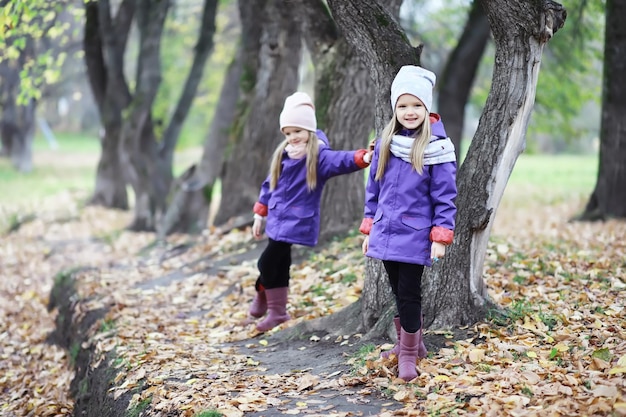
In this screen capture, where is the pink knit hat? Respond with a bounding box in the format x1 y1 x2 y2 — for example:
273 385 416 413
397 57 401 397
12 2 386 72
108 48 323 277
279 92 317 132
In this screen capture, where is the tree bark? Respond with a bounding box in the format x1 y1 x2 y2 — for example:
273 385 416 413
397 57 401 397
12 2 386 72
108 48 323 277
83 0 134 209
579 0 626 221
328 0 420 135
159 0 219 168
422 0 567 329
297 0 375 243
214 0 302 226
0 35 37 172
438 1 491 162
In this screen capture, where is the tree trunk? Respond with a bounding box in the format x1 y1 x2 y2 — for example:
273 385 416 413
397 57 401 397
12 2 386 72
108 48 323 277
298 0 375 243
91 126 129 208
8 100 36 173
159 7 241 236
312 0 566 338
422 0 567 329
159 0 219 168
83 0 134 209
438 1 491 161
579 0 626 221
214 0 302 226
0 36 37 172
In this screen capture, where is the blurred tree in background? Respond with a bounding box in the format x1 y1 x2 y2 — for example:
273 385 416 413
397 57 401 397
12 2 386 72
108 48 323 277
0 0 83 172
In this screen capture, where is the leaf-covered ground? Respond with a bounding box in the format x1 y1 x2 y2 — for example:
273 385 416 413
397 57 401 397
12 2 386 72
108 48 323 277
1 190 625 417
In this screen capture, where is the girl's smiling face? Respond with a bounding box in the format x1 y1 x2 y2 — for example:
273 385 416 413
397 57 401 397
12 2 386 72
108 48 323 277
395 94 427 130
282 126 310 145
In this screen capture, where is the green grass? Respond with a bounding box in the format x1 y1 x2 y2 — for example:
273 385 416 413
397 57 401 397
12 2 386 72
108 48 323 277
0 132 200 211
0 133 99 207
508 154 598 191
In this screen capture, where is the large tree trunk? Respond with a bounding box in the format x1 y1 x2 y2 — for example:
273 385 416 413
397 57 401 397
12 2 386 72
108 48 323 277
438 1 491 162
422 0 567 329
300 0 566 338
579 0 626 221
298 0 375 243
83 0 134 209
123 0 218 232
214 0 302 226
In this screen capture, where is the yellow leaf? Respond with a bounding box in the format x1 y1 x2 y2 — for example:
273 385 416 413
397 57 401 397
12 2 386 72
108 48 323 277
259 340 268 346
609 367 626 375
246 358 259 366
468 349 485 363
526 351 537 358
296 402 307 407
617 355 626 367
393 390 411 401
614 403 626 416
554 343 569 352
434 375 450 382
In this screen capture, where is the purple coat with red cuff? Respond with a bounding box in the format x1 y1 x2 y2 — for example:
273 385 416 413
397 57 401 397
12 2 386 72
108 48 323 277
360 114 457 266
254 129 369 247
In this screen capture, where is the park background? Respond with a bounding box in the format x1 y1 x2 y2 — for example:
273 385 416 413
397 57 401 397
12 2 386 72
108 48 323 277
1 0 625 417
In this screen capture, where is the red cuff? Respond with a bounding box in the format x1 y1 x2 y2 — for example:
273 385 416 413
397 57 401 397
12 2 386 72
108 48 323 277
430 226 454 245
359 217 373 235
354 149 370 168
253 202 268 217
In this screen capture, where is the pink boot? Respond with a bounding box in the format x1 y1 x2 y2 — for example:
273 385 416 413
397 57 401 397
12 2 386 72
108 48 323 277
249 288 267 318
382 316 427 359
398 327 421 382
381 317 401 359
256 287 290 332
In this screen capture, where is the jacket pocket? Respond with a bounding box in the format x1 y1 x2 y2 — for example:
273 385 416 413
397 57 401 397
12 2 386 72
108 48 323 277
286 206 316 238
401 215 431 231
373 209 384 223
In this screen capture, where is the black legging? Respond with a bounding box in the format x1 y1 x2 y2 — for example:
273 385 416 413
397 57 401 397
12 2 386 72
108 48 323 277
382 260 424 333
257 238 293 289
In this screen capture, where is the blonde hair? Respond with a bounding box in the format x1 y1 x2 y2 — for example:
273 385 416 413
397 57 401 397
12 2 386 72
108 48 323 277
375 113 432 180
269 131 320 191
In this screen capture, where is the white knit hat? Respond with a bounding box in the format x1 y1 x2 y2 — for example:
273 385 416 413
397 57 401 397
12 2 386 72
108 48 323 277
279 92 317 132
390 66 436 112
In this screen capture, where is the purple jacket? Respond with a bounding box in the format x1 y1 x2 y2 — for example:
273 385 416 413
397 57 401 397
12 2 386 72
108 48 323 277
254 130 369 247
362 116 457 266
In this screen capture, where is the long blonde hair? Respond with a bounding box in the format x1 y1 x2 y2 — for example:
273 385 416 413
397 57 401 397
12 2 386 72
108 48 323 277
375 113 432 180
269 131 320 191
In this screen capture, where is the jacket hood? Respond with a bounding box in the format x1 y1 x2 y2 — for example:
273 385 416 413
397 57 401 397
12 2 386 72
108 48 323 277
316 129 330 147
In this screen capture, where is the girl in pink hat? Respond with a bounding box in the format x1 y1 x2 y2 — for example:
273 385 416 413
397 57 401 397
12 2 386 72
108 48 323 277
249 92 373 332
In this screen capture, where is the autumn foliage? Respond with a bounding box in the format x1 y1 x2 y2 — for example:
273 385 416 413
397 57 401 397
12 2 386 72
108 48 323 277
1 190 625 416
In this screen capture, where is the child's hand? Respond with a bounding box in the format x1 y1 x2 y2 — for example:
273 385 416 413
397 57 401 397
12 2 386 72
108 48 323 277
252 217 264 239
368 138 376 152
430 241 446 262
362 235 369 255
